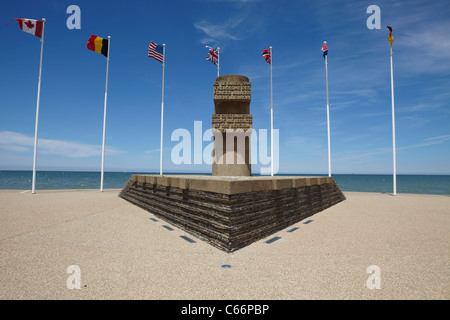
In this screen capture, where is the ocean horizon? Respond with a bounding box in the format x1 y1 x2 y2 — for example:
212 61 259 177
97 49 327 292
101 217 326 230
0 170 449 196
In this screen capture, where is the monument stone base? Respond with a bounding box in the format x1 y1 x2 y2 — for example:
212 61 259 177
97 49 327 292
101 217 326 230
119 175 345 252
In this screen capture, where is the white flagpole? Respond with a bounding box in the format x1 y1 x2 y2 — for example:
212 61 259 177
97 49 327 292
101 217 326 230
31 18 46 194
159 44 166 176
100 36 111 192
390 45 397 196
217 47 220 77
270 46 274 177
325 52 331 177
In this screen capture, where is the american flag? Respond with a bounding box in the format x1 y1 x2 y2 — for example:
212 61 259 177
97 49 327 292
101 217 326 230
262 48 271 64
205 46 219 65
148 41 164 63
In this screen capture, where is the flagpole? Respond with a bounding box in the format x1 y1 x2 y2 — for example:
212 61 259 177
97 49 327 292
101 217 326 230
390 45 397 196
159 44 166 176
217 47 220 77
325 53 331 177
270 46 274 177
31 18 45 194
100 36 111 192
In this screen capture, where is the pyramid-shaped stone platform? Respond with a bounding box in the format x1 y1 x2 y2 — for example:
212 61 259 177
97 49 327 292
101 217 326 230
119 175 345 252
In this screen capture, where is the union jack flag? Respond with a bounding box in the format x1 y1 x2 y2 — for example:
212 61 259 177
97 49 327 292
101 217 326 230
205 46 219 65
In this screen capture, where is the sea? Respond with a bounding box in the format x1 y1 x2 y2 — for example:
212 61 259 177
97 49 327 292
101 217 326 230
0 170 449 195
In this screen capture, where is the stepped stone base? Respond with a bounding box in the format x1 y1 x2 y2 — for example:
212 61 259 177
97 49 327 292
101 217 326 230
119 175 345 252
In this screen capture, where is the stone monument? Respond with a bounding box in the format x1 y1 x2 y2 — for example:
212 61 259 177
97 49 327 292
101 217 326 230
119 75 345 252
212 75 252 176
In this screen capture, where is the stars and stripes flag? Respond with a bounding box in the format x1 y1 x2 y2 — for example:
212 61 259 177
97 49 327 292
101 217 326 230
147 41 166 175
322 41 328 59
148 41 164 63
205 46 219 65
262 48 271 64
6 18 43 38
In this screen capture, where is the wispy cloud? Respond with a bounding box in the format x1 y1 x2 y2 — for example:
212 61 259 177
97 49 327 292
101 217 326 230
389 2 450 75
193 1 259 45
144 148 160 154
334 147 392 163
397 103 431 113
400 134 450 150
0 131 124 158
194 15 245 43
334 134 450 163
142 147 171 159
423 134 450 142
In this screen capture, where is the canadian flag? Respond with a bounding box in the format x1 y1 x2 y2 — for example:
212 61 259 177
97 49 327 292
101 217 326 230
8 18 43 38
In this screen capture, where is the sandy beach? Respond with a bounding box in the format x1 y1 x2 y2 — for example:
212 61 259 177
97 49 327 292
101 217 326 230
0 189 448 300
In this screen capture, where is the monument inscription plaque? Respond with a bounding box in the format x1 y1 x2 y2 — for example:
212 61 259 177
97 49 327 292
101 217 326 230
213 82 251 101
212 114 252 130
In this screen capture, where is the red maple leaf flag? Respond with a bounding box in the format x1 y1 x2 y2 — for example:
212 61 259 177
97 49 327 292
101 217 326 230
6 18 43 38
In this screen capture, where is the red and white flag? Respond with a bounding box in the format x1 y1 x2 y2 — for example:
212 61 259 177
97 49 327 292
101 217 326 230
262 48 271 64
6 18 43 38
148 41 164 63
205 46 219 65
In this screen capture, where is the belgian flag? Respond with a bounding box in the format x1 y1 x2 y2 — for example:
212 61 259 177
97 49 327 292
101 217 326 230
87 35 108 57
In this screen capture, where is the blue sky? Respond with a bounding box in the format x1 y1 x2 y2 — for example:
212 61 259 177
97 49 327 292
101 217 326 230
1 0 449 174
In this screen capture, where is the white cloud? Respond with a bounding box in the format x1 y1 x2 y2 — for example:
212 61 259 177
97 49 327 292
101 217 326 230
0 131 124 158
193 6 254 44
144 148 160 154
389 3 450 75
423 134 450 142
194 19 243 43
334 134 450 163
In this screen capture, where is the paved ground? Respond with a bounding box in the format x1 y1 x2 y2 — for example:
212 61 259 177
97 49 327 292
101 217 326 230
0 189 448 300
